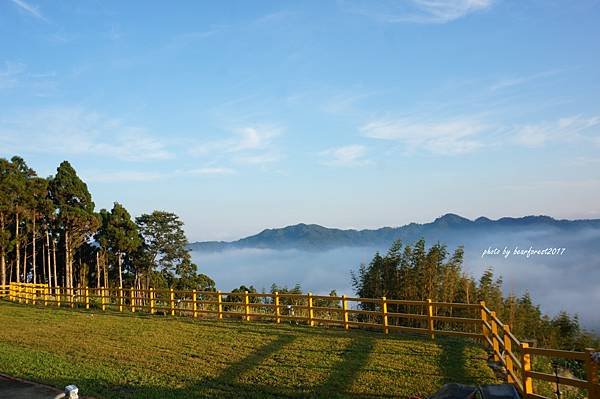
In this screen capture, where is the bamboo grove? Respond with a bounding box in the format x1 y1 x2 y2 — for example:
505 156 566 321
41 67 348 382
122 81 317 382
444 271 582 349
0 155 215 294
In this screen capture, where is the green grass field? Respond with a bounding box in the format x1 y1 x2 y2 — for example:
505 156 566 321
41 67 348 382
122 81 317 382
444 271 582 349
0 301 497 398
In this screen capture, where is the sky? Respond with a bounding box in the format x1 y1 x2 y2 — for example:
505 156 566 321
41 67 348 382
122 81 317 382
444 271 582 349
1 0 600 242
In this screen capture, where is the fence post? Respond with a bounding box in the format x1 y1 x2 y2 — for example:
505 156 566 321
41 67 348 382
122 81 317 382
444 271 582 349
118 288 123 312
585 348 599 399
244 291 250 321
382 296 389 334
342 295 349 331
491 311 500 362
520 342 533 396
84 287 89 309
70 287 74 308
130 288 135 312
217 290 223 320
149 288 155 314
503 324 514 383
32 284 37 305
307 293 314 327
44 286 48 306
275 291 281 323
480 301 488 342
170 288 175 316
57 286 61 307
427 299 435 339
193 289 198 318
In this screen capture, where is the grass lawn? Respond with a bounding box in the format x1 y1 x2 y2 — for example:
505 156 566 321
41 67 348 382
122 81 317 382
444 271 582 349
0 301 497 398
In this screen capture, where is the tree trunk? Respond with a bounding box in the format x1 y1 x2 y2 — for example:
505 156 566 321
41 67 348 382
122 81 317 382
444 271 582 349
15 212 20 283
96 252 100 288
52 238 58 289
23 238 27 283
46 230 51 287
42 238 46 284
0 213 5 286
103 252 108 288
118 252 123 289
65 229 71 290
32 216 36 284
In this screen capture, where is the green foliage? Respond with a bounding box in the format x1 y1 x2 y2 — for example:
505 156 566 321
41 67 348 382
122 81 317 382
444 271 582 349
352 239 599 351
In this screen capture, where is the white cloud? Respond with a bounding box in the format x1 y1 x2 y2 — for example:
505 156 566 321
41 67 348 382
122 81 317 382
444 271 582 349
0 62 26 89
321 145 370 166
186 167 236 176
0 106 173 161
512 115 600 147
189 124 283 166
10 0 47 21
361 117 486 154
345 0 493 24
490 70 562 91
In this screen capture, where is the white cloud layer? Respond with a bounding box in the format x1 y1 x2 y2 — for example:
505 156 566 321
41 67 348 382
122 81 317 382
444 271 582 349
345 0 493 24
361 117 486 154
189 124 282 165
0 107 173 161
10 0 47 21
321 145 370 166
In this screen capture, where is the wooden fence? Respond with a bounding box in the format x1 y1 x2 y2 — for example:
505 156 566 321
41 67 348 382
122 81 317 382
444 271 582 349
1 282 598 399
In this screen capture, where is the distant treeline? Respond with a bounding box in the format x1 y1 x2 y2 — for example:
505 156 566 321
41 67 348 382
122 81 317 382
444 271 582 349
0 155 214 292
352 239 599 352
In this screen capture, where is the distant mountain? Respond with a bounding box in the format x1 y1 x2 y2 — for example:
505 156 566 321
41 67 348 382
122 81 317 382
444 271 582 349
187 213 600 252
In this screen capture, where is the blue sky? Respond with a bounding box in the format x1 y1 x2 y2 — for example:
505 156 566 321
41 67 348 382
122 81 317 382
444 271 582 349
1 0 600 241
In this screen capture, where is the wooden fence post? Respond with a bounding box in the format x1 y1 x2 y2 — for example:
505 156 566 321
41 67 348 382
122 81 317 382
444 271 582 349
85 287 89 309
585 348 599 399
149 288 155 314
480 301 488 341
382 296 389 334
193 289 198 318
217 290 223 320
118 288 123 312
308 293 314 326
56 286 61 307
44 286 48 306
32 284 37 305
274 291 281 323
244 291 250 321
170 288 175 316
520 342 533 396
70 287 74 308
503 324 514 383
130 288 135 312
491 311 500 362
101 287 106 311
342 295 349 331
427 299 435 339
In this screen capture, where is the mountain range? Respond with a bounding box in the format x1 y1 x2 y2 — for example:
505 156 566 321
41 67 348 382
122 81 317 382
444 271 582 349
187 213 600 252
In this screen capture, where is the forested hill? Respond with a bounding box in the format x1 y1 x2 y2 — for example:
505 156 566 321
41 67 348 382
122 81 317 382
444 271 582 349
187 213 600 252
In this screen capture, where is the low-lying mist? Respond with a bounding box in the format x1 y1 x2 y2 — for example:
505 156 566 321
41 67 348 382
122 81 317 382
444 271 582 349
191 227 600 332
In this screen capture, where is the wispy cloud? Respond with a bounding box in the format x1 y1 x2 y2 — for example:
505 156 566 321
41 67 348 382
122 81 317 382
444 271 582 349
490 70 563 91
0 107 173 161
190 124 283 166
0 61 26 89
512 115 600 147
10 0 47 21
361 117 487 154
320 145 370 166
344 0 494 24
84 167 236 183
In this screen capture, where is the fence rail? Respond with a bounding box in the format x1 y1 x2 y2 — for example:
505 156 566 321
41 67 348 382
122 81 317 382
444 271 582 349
1 283 598 399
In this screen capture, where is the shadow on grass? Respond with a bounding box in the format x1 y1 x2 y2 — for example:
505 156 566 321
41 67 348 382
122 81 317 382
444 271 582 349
315 336 375 397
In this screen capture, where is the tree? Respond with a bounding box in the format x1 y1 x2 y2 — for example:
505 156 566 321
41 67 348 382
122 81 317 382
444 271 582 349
136 211 209 290
96 203 141 288
48 161 99 291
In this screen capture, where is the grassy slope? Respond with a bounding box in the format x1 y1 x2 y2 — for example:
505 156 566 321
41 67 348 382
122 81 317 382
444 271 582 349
0 302 497 398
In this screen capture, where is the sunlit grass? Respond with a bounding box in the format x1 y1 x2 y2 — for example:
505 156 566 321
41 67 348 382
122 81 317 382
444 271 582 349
0 301 497 398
